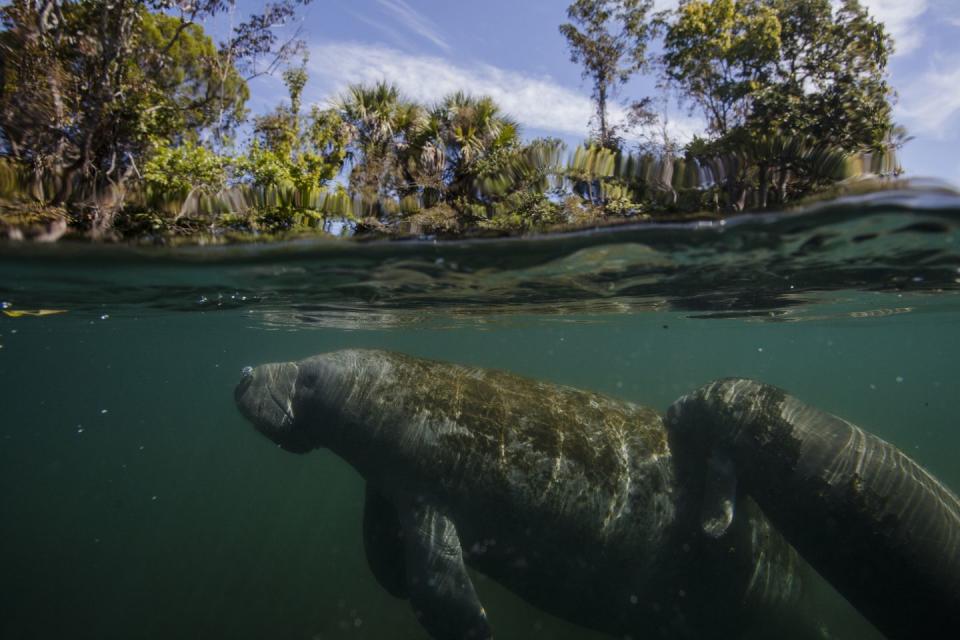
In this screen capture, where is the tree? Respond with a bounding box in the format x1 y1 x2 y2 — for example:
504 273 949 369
403 92 520 206
752 0 894 151
661 0 780 138
662 0 894 150
470 137 568 231
0 0 311 207
337 82 421 201
660 0 896 210
559 0 656 149
244 58 350 192
336 84 535 231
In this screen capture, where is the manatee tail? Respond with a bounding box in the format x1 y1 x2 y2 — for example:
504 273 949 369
665 378 960 640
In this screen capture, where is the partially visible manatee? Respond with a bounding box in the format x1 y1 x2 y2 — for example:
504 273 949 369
666 378 960 639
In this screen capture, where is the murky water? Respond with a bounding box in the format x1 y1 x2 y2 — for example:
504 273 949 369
2 187 959 639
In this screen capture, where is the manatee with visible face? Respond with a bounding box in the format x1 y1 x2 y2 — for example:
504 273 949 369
666 378 960 639
234 349 830 639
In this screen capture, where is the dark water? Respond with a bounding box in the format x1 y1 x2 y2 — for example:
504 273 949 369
1 187 959 639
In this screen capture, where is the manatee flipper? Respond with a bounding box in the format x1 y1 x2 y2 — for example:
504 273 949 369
666 378 960 640
362 484 407 599
399 501 493 640
700 451 737 538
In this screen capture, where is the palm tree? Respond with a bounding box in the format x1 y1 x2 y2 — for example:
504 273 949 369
410 92 520 204
337 82 425 199
338 85 525 228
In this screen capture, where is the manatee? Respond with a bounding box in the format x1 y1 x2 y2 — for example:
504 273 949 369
235 349 848 639
666 378 960 639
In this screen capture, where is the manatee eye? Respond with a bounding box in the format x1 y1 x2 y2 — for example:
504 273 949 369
241 366 254 378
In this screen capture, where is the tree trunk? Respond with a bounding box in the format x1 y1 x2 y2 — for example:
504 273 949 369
597 81 608 149
758 162 769 210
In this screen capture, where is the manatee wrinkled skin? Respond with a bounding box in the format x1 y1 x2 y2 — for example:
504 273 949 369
666 378 960 640
234 350 872 639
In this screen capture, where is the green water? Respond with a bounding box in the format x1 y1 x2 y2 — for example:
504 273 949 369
2 189 959 639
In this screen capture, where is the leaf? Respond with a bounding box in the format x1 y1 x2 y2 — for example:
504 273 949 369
3 309 68 318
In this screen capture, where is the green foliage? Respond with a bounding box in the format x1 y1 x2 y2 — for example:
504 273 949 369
134 10 249 145
470 138 568 231
752 0 894 150
662 0 895 150
143 142 228 195
336 83 528 230
0 0 313 222
662 0 781 136
403 92 521 203
0 2 249 188
237 58 350 228
337 82 413 199
0 0 904 241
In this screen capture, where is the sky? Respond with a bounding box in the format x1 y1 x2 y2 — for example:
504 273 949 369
239 0 960 186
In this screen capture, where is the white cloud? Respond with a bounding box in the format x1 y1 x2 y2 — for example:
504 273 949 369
856 1 928 55
376 0 450 52
897 60 960 137
349 10 417 51
661 111 705 144
306 42 703 145
307 42 594 136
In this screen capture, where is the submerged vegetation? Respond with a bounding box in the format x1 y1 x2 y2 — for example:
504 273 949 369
0 0 901 242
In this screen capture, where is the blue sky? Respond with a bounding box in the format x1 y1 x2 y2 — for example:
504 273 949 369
239 0 960 186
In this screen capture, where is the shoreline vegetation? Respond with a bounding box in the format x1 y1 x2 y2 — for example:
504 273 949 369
0 1 903 244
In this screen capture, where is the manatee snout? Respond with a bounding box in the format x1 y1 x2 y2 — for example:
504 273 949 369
234 361 311 452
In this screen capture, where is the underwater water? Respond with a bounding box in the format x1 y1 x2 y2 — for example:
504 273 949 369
1 187 959 640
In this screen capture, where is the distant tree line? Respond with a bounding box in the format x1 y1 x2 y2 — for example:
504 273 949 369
0 0 900 240
559 0 901 212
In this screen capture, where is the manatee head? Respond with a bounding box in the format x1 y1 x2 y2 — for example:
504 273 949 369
234 360 317 453
235 353 368 453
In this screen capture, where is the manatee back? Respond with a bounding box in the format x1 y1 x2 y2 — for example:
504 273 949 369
667 378 960 639
317 350 677 547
